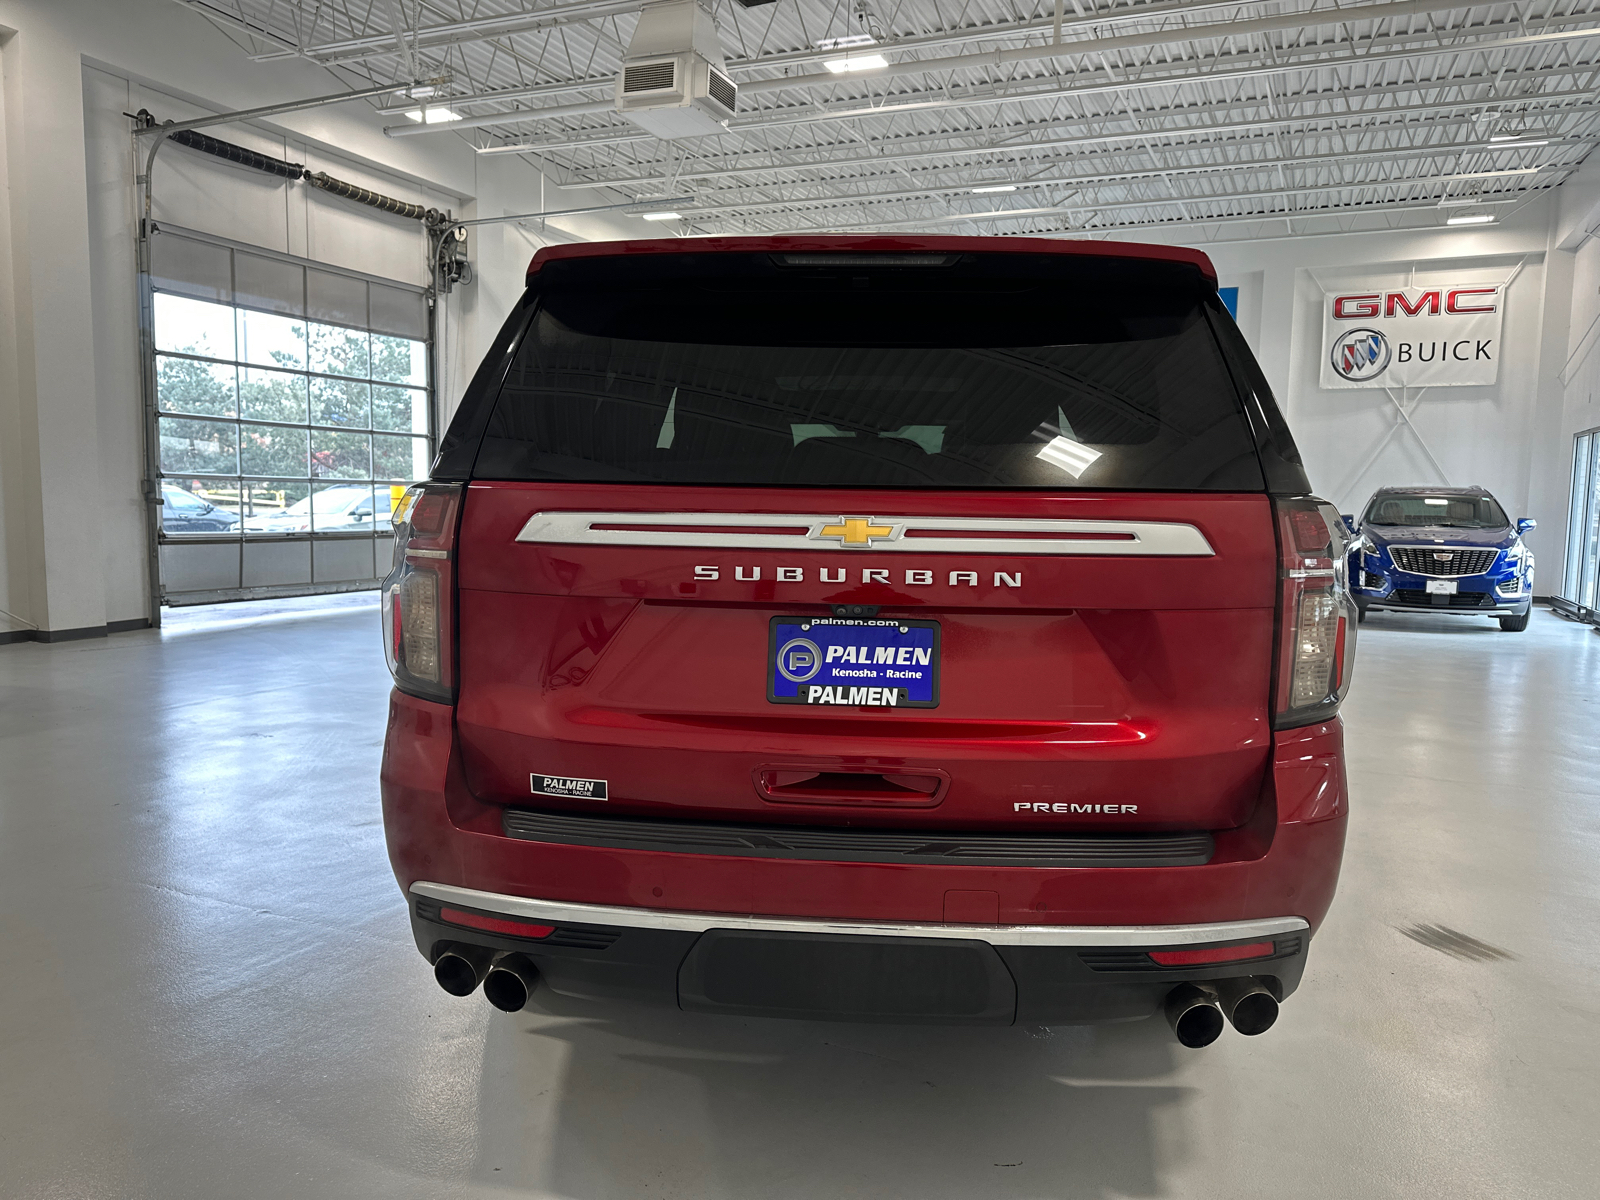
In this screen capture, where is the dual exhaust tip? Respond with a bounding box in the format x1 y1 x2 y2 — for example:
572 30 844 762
1165 978 1279 1047
433 945 540 1012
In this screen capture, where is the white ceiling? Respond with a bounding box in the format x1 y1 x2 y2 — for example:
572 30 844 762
176 0 1600 242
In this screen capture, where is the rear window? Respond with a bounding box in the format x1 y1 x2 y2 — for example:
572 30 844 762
473 253 1266 491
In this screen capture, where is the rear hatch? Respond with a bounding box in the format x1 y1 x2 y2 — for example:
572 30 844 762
451 246 1282 834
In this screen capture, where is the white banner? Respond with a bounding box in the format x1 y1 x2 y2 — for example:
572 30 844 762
1320 283 1504 389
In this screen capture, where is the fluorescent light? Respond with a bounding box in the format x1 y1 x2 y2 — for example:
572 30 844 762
1424 498 1449 505
1488 137 1548 147
1446 213 1495 226
971 184 1018 194
1036 437 1102 478
641 211 682 221
404 107 461 124
815 34 877 51
823 53 889 73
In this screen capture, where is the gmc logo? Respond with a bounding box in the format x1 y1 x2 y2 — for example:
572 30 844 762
1332 289 1497 319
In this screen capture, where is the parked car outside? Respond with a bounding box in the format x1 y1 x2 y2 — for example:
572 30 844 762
243 484 385 534
1345 486 1535 632
378 236 1358 1047
160 483 240 534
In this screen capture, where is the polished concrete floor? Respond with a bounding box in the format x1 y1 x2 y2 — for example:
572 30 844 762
1 597 1597 1199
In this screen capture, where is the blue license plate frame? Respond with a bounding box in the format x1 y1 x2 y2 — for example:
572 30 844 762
767 617 940 708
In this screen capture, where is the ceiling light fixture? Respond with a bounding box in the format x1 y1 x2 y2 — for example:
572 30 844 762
823 53 890 73
815 34 878 51
404 106 461 124
1487 137 1549 147
1446 213 1495 226
641 211 683 221
971 184 1019 194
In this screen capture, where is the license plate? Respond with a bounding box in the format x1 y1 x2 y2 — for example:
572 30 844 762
769 617 940 707
1425 579 1458 594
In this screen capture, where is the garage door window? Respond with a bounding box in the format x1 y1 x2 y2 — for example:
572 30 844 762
144 229 433 601
155 294 429 534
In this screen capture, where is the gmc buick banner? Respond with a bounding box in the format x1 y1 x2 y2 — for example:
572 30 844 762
1320 282 1505 389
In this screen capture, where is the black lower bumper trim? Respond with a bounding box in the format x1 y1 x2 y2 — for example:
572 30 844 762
409 907 1309 1026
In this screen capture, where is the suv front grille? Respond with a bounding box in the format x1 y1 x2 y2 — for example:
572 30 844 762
1389 547 1498 577
503 807 1214 868
1391 588 1497 608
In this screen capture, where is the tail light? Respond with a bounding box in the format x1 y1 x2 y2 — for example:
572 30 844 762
381 483 463 704
1273 496 1358 729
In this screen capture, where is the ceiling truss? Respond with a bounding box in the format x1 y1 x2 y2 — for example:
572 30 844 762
174 0 1600 242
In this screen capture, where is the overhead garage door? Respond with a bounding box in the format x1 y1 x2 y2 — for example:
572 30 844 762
146 225 433 604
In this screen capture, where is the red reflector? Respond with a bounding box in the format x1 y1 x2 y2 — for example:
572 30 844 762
1287 507 1331 554
410 493 449 536
1149 941 1275 966
440 907 554 940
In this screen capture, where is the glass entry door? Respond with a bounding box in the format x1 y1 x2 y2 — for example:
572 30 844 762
1562 428 1600 614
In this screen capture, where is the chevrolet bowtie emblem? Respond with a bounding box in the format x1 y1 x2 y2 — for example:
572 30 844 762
816 517 896 547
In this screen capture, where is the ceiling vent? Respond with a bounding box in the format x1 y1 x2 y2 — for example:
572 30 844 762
615 0 736 139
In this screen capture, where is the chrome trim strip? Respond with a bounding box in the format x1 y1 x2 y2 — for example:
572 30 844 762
405 548 450 560
514 511 1215 557
411 882 1306 947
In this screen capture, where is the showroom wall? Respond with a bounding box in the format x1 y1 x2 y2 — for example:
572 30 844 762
1199 203 1570 538
0 0 635 639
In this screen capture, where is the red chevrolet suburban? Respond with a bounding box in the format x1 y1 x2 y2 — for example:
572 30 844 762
380 236 1355 1047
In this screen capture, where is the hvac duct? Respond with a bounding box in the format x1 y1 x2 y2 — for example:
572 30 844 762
615 0 736 139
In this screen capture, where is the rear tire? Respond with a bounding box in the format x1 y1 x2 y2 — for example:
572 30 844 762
1499 609 1530 632
1356 604 1368 624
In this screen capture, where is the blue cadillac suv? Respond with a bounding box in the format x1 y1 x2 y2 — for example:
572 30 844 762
1345 487 1536 632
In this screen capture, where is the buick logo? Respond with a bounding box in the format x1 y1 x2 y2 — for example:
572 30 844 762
1331 329 1391 382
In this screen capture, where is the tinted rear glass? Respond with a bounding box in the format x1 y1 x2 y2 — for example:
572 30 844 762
1364 493 1509 529
474 253 1265 491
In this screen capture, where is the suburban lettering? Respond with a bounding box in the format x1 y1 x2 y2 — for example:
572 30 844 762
687 564 1025 589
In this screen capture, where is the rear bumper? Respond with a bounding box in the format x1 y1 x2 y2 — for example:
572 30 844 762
382 690 1346 1023
409 883 1310 1024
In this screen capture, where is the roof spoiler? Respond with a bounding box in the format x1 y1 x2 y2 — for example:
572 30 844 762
525 234 1218 287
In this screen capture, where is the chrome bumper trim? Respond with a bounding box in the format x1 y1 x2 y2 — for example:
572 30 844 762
410 882 1309 947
